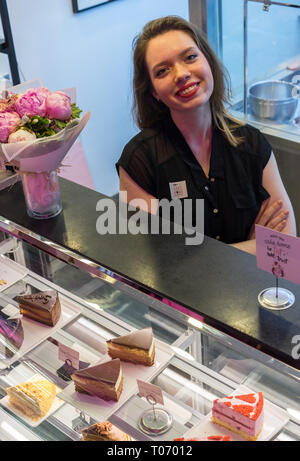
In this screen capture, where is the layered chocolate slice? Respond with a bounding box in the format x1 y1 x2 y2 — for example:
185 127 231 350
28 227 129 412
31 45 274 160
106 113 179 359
106 327 155 366
16 290 61 327
0 311 24 359
71 358 123 402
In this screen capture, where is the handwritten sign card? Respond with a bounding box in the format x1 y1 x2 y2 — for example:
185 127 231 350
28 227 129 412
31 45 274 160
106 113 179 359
137 379 164 406
256 224 300 285
58 344 80 370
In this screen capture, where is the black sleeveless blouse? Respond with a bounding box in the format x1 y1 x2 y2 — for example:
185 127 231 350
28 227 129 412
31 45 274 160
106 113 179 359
116 116 272 244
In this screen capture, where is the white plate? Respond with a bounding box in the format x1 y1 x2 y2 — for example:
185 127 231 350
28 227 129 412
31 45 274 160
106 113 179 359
0 256 28 292
57 339 173 422
0 294 82 370
182 385 289 441
0 374 63 428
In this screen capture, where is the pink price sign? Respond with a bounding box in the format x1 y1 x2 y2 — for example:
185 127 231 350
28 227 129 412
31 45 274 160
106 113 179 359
137 379 164 406
58 344 80 370
256 224 300 285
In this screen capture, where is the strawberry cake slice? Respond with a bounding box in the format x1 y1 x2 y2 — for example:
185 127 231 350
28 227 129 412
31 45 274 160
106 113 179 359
211 392 264 441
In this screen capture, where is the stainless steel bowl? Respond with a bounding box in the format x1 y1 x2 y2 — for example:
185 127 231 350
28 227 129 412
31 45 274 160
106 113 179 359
248 80 299 123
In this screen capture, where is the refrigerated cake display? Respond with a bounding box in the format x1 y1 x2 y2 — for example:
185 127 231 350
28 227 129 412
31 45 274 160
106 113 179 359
0 189 299 441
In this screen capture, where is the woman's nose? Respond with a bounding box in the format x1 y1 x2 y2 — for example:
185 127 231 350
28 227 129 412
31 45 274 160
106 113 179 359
174 63 191 83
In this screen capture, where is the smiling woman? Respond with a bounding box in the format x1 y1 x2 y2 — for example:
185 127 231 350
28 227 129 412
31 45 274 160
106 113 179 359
146 31 214 119
116 16 296 255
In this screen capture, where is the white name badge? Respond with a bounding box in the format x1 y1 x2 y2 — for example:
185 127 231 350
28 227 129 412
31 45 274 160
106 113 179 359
169 181 188 200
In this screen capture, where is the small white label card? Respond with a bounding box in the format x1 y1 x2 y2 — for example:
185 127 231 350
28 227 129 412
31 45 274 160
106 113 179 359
58 343 80 370
169 181 188 200
2 304 22 320
137 379 164 405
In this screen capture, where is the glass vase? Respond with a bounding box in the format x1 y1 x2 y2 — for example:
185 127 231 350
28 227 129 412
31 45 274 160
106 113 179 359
20 170 62 219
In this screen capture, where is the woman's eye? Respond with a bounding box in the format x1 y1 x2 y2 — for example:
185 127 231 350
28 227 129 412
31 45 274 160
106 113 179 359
186 54 198 61
156 68 167 77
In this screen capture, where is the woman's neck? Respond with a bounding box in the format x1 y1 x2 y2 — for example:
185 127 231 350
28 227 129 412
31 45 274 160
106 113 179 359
171 104 212 163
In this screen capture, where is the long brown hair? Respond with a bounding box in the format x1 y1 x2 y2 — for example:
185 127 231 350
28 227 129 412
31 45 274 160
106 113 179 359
132 16 244 147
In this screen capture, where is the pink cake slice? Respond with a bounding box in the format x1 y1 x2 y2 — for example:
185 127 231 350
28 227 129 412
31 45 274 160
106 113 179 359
212 392 264 441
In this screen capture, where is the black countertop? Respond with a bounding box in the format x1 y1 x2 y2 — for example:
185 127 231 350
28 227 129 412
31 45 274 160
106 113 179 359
0 178 299 370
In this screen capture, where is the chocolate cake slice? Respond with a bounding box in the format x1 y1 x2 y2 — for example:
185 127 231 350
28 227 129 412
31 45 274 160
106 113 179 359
71 358 123 402
16 290 61 327
82 421 132 441
0 311 24 359
106 327 155 366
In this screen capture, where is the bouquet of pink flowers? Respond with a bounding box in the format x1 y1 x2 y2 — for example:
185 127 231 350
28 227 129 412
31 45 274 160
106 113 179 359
0 87 82 144
0 80 90 172
0 79 90 219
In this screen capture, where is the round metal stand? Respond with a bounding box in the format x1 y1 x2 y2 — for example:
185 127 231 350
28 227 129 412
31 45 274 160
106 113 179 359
138 395 173 436
258 287 295 310
139 408 173 435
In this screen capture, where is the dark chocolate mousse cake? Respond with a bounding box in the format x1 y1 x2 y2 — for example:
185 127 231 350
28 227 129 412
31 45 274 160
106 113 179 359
107 327 155 366
71 358 123 401
16 290 61 327
0 311 24 359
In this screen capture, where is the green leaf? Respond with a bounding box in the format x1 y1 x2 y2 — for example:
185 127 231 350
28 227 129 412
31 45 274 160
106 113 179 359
71 103 82 119
54 119 67 129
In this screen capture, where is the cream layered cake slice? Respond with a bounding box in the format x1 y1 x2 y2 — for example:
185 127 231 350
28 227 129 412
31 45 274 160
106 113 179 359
212 392 264 441
71 358 123 402
6 378 56 421
106 327 155 366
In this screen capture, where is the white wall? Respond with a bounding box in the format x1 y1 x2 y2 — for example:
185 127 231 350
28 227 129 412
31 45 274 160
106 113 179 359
5 0 189 196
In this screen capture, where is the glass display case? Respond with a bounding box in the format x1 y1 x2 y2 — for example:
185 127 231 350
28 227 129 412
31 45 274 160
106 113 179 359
0 229 299 442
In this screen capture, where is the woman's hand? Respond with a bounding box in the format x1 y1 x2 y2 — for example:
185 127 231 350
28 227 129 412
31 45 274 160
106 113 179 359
248 199 289 240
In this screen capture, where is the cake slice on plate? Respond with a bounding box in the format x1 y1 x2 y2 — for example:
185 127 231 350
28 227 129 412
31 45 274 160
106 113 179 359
71 358 123 401
6 378 56 421
212 392 264 441
82 421 132 441
106 327 155 366
16 290 61 327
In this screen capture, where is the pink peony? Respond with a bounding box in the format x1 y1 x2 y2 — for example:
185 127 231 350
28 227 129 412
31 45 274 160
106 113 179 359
0 111 21 142
46 91 72 120
15 87 50 118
